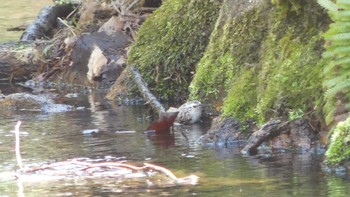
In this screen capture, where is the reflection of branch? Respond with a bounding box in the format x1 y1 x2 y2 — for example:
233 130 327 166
144 163 199 185
14 121 23 170
144 163 178 180
17 176 24 197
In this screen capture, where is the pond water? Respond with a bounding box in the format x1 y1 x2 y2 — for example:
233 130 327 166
0 0 52 42
0 89 349 196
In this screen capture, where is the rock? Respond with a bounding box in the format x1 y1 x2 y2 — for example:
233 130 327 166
62 31 130 88
196 117 245 147
0 93 73 113
288 119 316 150
176 100 203 124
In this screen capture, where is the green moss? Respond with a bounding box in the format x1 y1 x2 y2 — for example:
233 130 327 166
325 116 350 165
222 68 258 122
190 0 328 123
127 0 222 100
256 32 325 122
190 7 266 107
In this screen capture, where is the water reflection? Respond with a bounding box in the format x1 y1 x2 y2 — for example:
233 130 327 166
0 91 350 196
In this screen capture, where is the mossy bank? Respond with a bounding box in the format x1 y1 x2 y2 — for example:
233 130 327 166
127 0 222 101
126 0 350 166
190 0 329 124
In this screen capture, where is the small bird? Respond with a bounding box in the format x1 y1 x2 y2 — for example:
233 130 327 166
176 100 203 124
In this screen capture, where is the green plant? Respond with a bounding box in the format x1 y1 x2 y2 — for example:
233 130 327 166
288 108 304 121
318 0 350 125
325 116 350 165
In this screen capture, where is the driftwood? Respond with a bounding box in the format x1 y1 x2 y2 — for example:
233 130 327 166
129 65 165 114
241 120 290 155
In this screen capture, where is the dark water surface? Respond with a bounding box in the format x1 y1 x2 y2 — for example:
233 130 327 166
0 90 349 196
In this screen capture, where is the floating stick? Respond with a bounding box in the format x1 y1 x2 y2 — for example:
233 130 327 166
14 121 23 170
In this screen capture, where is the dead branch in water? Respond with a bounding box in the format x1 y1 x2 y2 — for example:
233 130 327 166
129 65 165 114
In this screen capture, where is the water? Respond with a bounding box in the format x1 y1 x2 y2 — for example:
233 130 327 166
0 0 52 42
0 90 349 196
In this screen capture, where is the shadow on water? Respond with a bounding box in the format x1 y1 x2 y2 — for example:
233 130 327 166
0 90 349 196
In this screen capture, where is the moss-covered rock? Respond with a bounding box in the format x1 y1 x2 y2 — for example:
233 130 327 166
128 0 222 101
325 116 350 165
190 0 329 123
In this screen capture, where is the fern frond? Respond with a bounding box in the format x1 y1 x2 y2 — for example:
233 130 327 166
330 39 350 47
325 79 350 98
325 32 350 41
323 45 350 58
323 73 350 88
324 98 336 114
324 98 336 125
325 22 350 35
325 107 336 125
317 0 339 11
338 0 350 10
329 10 350 21
323 57 350 75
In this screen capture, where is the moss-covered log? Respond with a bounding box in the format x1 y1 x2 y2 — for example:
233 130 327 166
127 0 222 101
